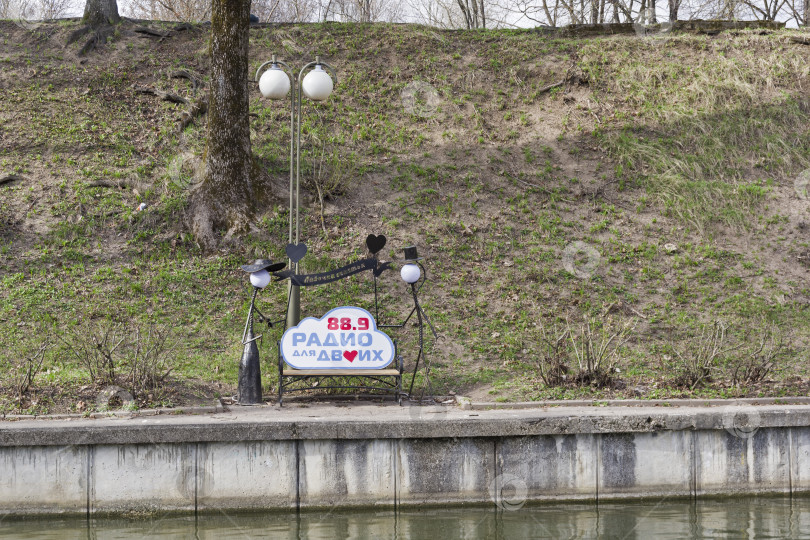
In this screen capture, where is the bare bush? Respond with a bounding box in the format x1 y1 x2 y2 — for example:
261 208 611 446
672 321 739 389
60 320 174 399
568 316 634 387
730 324 788 386
61 320 124 386
10 342 49 403
126 324 174 398
308 141 358 235
535 317 633 388
536 323 570 386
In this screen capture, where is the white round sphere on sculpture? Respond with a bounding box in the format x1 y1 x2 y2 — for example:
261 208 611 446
400 264 421 284
250 269 271 289
259 66 291 100
302 65 334 101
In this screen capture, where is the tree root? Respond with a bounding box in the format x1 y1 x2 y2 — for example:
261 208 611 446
0 174 24 186
171 70 203 94
135 86 188 105
136 85 207 130
77 25 114 56
187 190 253 252
179 99 208 130
134 26 172 39
66 25 91 46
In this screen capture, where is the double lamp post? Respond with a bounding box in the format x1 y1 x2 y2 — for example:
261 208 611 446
254 55 338 329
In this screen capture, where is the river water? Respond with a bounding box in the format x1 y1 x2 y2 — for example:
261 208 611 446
4 496 810 539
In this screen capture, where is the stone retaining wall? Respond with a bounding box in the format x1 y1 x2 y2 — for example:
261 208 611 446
1 403 808 516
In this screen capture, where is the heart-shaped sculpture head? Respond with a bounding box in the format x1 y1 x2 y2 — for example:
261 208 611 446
286 242 308 263
366 234 387 255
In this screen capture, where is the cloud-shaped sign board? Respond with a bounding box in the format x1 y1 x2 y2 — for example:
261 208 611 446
280 306 395 370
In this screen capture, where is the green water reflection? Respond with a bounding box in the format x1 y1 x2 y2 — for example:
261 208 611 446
4 496 810 539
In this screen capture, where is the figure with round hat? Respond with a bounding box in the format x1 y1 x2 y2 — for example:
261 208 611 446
237 258 286 405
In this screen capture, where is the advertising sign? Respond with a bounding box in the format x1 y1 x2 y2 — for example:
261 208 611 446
280 306 395 370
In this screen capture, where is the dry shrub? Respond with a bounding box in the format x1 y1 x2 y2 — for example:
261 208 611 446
60 320 174 399
9 342 48 405
537 317 634 388
729 323 789 387
671 321 738 389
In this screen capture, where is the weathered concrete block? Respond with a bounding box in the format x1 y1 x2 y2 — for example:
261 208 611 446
0 445 87 515
695 428 790 496
599 431 693 499
791 427 810 494
396 438 494 506
299 439 395 508
497 434 597 502
90 443 196 514
197 440 297 511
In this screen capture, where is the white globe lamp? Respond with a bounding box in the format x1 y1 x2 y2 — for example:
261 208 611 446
400 264 421 284
250 269 271 289
302 65 334 101
259 65 291 100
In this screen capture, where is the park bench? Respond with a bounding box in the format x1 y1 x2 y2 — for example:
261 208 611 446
277 344 403 406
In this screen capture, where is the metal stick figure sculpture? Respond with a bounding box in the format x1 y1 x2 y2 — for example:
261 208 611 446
238 259 286 405
398 246 439 400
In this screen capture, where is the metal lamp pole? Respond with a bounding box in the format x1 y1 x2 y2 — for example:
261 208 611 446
255 56 338 328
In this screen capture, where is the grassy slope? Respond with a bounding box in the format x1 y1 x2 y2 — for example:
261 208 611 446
1 20 809 413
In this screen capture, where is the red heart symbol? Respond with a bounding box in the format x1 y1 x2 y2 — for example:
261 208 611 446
343 350 358 362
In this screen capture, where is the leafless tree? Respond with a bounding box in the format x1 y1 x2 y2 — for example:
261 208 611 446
408 0 515 27
124 0 285 22
739 0 789 19
456 0 487 27
784 0 807 23
506 0 563 26
272 0 318 21
321 0 404 22
40 0 73 17
1 0 75 20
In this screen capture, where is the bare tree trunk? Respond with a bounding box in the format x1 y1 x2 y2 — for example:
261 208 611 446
83 0 120 26
668 0 680 20
191 0 253 249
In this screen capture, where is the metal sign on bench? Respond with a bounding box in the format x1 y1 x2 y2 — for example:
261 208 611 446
278 306 403 405
281 307 394 369
237 234 436 406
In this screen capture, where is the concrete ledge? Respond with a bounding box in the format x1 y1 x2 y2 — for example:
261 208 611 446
1 402 809 516
2 403 810 446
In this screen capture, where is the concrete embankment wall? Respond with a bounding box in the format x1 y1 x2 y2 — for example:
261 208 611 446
1 403 809 516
